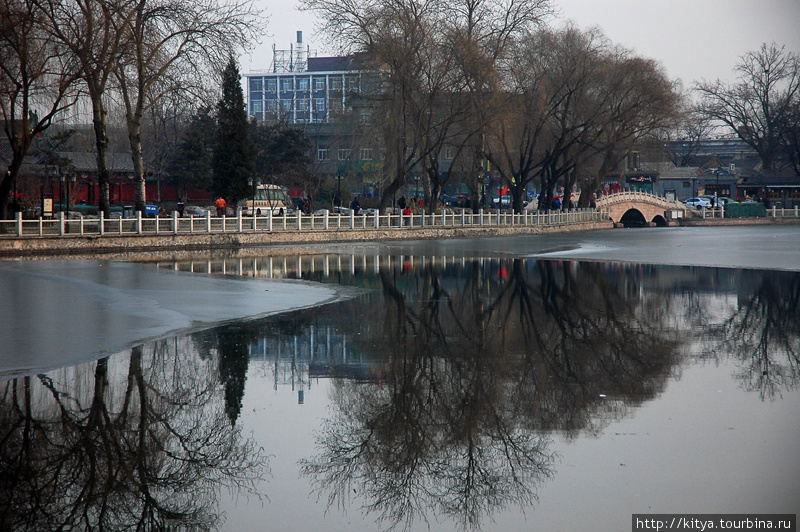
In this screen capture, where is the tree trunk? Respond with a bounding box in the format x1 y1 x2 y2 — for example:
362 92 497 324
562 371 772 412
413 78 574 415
128 117 146 213
91 90 111 217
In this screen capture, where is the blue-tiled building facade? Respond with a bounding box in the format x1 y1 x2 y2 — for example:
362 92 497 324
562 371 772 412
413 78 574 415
245 56 368 124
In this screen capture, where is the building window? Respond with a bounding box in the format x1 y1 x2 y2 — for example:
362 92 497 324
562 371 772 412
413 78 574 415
317 148 329 161
360 148 372 161
330 76 342 90
444 146 455 160
249 78 263 92
297 99 309 111
297 77 310 91
280 100 292 112
346 75 359 91
338 149 351 161
250 101 263 114
280 78 293 91
330 99 343 112
265 78 277 91
266 100 277 113
314 78 326 91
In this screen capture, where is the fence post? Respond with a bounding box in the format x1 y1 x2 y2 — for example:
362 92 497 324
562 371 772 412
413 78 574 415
99 214 105 236
479 209 484 226
268 210 273 231
137 211 142 234
16 212 22 236
324 210 329 230
374 210 379 228
173 211 178 234
206 211 211 233
237 210 243 232
297 211 302 230
349 210 354 229
771 205 776 218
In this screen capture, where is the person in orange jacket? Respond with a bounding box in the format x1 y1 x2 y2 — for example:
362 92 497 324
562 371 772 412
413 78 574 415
215 197 226 216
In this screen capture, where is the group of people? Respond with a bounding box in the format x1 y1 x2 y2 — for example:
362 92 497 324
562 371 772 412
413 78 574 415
397 195 424 214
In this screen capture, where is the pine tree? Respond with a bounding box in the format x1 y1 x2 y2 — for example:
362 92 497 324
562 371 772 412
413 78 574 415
168 107 214 199
212 57 255 203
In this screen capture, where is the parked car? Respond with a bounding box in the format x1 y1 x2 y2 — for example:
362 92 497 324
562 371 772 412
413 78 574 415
490 196 511 207
716 197 732 208
182 205 209 217
684 197 711 209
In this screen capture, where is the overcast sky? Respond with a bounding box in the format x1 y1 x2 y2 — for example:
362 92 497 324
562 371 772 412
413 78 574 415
242 0 800 89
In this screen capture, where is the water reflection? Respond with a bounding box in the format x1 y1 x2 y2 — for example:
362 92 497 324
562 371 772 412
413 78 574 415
701 269 800 400
2 252 799 531
0 340 269 531
157 253 798 529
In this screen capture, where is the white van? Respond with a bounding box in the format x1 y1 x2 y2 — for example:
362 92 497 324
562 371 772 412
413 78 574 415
240 184 293 215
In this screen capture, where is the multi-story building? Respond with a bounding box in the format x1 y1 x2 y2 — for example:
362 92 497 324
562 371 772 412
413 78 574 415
244 34 384 198
244 33 370 125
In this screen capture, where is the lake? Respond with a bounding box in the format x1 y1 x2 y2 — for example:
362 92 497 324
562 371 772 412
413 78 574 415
1 225 798 531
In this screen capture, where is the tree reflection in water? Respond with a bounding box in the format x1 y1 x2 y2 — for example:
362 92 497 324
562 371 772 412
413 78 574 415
0 339 269 531
706 269 800 400
300 258 685 530
4 252 798 531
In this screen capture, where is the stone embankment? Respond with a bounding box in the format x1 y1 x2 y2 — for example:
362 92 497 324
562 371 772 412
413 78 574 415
0 220 613 259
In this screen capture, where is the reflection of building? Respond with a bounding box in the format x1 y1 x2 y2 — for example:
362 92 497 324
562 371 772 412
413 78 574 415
248 323 383 404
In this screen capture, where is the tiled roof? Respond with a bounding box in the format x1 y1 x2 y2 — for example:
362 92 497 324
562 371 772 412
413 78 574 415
60 152 134 173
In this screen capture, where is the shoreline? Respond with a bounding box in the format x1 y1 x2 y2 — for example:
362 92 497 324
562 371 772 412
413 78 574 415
1 216 799 260
0 219 613 259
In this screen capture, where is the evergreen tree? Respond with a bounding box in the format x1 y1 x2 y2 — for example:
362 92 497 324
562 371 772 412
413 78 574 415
168 107 215 199
250 121 311 181
212 57 255 202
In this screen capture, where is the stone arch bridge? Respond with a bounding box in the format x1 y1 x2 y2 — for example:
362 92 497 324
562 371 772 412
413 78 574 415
595 191 686 226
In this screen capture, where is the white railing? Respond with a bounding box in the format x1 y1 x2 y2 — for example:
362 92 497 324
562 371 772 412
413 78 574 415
0 208 608 239
694 205 800 219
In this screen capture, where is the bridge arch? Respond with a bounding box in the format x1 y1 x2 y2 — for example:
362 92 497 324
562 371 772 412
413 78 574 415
596 191 684 226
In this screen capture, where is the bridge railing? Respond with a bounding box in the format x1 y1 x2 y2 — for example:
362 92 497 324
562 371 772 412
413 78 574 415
595 190 684 210
0 207 609 239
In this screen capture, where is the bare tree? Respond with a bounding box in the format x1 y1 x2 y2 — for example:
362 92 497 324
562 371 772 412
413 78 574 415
300 0 552 212
0 0 79 219
695 42 800 173
775 90 800 175
485 26 679 212
665 105 716 167
37 0 134 216
114 0 262 213
446 0 552 212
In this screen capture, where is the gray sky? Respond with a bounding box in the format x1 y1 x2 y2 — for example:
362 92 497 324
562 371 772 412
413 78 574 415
243 0 800 88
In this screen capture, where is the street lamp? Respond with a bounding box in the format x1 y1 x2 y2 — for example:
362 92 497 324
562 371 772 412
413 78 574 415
335 173 342 210
248 177 259 215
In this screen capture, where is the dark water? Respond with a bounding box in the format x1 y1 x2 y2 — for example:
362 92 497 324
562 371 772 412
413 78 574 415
1 227 799 531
